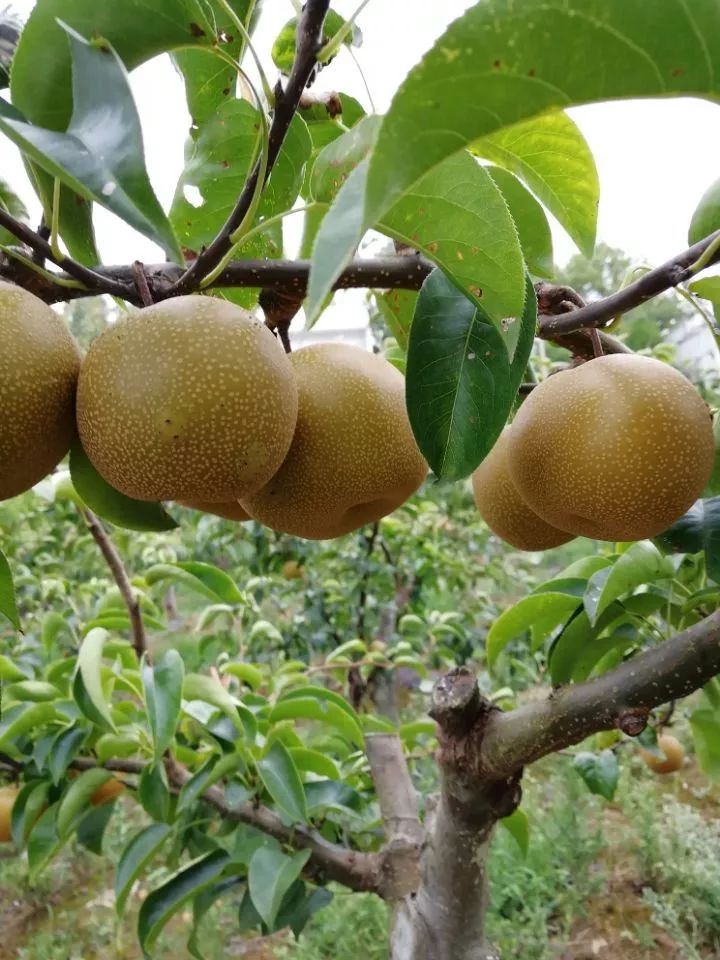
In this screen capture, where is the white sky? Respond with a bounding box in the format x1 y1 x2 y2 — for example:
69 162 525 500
4 0 720 329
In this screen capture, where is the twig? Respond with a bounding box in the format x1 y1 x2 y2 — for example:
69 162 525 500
0 206 133 299
168 0 332 296
539 229 720 337
132 261 154 307
81 508 147 659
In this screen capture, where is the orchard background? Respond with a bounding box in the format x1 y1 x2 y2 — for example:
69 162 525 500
0 2 720 960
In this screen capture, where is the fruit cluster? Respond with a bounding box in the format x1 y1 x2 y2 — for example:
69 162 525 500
473 354 715 548
0 283 426 539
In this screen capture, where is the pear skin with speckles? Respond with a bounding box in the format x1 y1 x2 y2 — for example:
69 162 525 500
241 343 427 539
472 429 575 550
0 281 81 500
506 355 715 542
76 296 298 502
179 499 251 521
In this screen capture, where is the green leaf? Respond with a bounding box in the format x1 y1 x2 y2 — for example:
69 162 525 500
175 563 243 604
376 289 417 351
138 763 173 823
0 702 59 751
95 732 140 765
70 443 178 532
309 0 720 319
11 780 51 847
310 116 380 204
475 112 599 257
188 877 241 958
500 807 529 857
706 415 720 498
177 753 245 812
221 662 263 691
143 650 184 762
689 176 720 244
272 9 357 74
486 166 554 277
76 801 114 854
57 768 113 839
183 674 246 734
116 823 173 916
170 102 311 260
584 541 674 625
655 498 720 583
487 593 580 667
289 748 340 781
573 750 619 800
138 850 231 956
5 681 61 702
690 708 720 779
48 725 89 783
27 803 63 880
0 176 27 247
0 27 181 261
248 846 311 928
269 697 363 747
275 880 333 939
548 602 626 685
571 623 639 683
406 271 536 479
256 741 308 823
0 654 27 681
0 548 19 629
73 627 115 731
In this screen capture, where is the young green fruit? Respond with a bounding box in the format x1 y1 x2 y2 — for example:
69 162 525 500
77 296 298 502
472 429 575 551
179 499 251 521
0 281 80 499
242 343 427 539
507 355 714 541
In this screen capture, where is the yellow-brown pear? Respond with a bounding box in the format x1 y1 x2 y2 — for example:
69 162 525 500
472 429 575 550
507 355 714 542
77 296 298 502
0 785 17 842
242 343 427 539
179 499 251 521
0 282 80 499
639 733 684 775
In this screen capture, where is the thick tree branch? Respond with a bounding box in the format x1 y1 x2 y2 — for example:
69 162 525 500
169 0 332 295
538 229 720 337
365 733 424 900
71 754 379 891
82 508 147 659
480 607 720 779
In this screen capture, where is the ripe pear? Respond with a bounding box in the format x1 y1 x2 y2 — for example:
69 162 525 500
639 733 684 774
179 499 251 521
77 296 298 502
0 282 80 500
281 559 304 580
472 429 575 550
507 355 714 541
90 776 125 806
242 343 427 539
0 785 17 842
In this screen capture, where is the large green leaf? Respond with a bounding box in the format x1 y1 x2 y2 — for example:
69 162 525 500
11 780 51 847
70 443 178 533
573 750 619 800
475 112 599 257
548 602 626 685
689 176 720 243
406 271 536 480
256 741 308 823
690 708 720 779
0 548 19 629
138 850 231 955
57 768 114 839
116 823 173 916
183 673 246 734
500 807 529 857
269 697 363 747
308 0 720 326
0 702 58 751
248 846 310 928
655 498 720 583
73 627 115 731
487 593 580 667
486 166 554 278
170 102 311 256
27 803 63 880
583 541 674 625
0 28 181 261
143 650 184 762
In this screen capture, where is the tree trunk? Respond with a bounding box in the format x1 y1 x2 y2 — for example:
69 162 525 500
388 669 520 960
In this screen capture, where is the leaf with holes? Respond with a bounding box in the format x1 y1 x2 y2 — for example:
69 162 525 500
406 272 536 480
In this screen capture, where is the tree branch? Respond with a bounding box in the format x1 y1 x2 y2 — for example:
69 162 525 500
538 229 720 337
81 508 147 659
168 0 332 295
480 607 720 779
71 754 379 891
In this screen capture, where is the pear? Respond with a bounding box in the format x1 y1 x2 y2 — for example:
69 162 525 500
77 296 298 502
179 499 251 521
0 282 80 499
242 343 426 539
507 355 714 541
